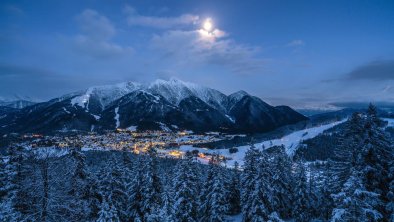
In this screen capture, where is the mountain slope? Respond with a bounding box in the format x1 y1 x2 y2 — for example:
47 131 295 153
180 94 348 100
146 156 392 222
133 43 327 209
0 79 307 134
0 100 36 109
148 78 228 112
0 96 97 134
98 90 181 131
70 82 142 115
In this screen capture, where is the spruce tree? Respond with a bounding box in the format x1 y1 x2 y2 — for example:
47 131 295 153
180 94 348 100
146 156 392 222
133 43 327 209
241 145 261 221
128 155 144 221
172 152 199 222
201 156 227 222
331 168 382 221
292 161 311 222
270 146 293 219
361 104 393 216
226 161 241 215
67 148 91 221
97 158 128 221
386 159 394 221
160 185 175 221
96 198 120 222
321 160 335 220
141 148 162 221
0 147 22 221
248 151 274 221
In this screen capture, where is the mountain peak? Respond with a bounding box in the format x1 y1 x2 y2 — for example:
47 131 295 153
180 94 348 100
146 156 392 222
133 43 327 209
150 77 198 89
229 90 249 100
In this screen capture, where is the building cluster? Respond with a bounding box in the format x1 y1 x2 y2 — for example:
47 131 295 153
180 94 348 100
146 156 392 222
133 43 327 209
14 129 244 162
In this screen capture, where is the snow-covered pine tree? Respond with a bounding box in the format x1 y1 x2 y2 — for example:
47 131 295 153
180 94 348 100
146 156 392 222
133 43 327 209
241 144 261 221
172 152 199 222
159 185 175 221
121 146 133 184
292 161 311 222
141 148 162 221
386 159 394 222
0 146 22 221
270 146 293 219
361 104 393 217
0 154 7 219
248 150 275 221
66 147 91 221
331 168 382 221
330 112 365 191
200 159 215 219
267 211 285 222
307 165 319 219
320 160 335 220
225 161 241 215
128 155 144 221
96 197 120 222
97 157 128 221
32 154 51 221
200 155 227 222
88 173 102 221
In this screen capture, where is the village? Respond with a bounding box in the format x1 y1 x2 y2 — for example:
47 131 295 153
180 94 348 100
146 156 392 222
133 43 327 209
9 129 246 163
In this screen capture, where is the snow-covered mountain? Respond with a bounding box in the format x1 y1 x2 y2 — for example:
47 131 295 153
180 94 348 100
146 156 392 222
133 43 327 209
69 78 227 112
0 78 308 134
70 82 142 115
0 99 36 109
148 79 228 112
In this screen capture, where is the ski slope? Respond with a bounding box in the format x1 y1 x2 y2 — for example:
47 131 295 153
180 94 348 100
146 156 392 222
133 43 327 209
180 119 346 166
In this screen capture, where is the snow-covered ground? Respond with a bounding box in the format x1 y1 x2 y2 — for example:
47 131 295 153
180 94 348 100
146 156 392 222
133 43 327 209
180 119 346 166
383 118 394 128
114 107 120 128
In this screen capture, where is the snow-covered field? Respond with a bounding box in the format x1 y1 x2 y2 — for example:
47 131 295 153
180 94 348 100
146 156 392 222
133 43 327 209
383 118 394 128
180 119 346 166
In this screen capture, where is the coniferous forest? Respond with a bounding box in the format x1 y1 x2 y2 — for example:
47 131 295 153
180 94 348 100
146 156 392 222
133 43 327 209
1 105 393 222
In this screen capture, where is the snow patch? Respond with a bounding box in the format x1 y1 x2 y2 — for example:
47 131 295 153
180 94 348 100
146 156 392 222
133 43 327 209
225 114 235 123
71 88 93 108
62 107 71 114
383 118 394 128
32 147 70 159
114 107 120 128
158 122 171 132
127 125 137 131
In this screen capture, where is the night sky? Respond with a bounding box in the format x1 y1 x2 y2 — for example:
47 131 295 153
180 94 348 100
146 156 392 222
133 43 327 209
1 0 394 107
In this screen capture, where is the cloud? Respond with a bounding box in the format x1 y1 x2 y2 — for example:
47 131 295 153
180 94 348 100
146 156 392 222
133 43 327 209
0 64 115 100
382 85 392 93
286 39 305 47
4 5 24 15
75 9 116 40
124 5 199 29
345 60 394 81
0 64 53 77
73 9 132 59
150 29 266 74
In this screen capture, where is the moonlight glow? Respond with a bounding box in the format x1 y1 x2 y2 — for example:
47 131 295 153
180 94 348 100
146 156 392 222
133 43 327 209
203 18 213 32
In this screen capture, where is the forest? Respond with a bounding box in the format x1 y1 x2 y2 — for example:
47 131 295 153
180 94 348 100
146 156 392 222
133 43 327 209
0 105 393 222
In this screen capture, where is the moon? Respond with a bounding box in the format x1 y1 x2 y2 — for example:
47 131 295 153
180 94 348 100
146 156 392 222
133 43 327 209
203 18 213 32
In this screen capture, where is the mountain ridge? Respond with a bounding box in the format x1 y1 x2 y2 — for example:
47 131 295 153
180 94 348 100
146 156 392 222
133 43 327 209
0 78 308 134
